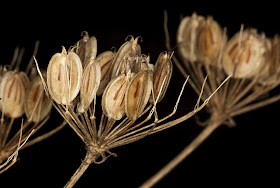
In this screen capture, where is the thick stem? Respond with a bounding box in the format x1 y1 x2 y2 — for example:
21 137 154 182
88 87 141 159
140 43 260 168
64 150 95 188
140 119 222 188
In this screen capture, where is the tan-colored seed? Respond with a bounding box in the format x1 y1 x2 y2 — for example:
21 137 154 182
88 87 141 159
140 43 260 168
96 51 115 96
102 73 131 120
78 59 101 113
152 52 173 103
223 28 266 78
76 31 97 68
24 74 52 122
125 70 153 121
177 13 204 62
0 71 29 118
47 47 83 105
110 36 141 79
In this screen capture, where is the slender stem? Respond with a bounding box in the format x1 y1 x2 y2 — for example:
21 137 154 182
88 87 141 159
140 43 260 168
140 119 222 188
64 150 95 188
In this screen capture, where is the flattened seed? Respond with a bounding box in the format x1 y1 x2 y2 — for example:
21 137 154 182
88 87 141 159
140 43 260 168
0 71 29 118
78 60 101 113
125 70 153 121
152 52 173 103
96 51 115 96
24 75 52 122
47 47 83 105
102 73 130 120
110 37 141 79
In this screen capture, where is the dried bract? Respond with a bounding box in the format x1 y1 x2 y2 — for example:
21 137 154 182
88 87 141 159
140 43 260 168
223 28 266 78
47 47 83 105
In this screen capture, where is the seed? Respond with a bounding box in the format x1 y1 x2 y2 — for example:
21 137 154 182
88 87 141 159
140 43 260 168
177 13 204 62
196 16 224 65
75 31 97 68
125 70 153 121
0 71 29 118
152 52 173 103
110 36 141 79
24 74 52 122
96 51 115 96
223 28 266 78
78 58 101 113
102 73 131 120
47 47 83 105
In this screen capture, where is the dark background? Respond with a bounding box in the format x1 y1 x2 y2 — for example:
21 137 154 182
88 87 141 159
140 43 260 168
0 2 279 187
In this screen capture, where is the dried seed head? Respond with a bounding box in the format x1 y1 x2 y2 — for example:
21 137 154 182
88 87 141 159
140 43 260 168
0 71 29 118
177 13 204 62
222 28 266 78
196 16 224 65
24 74 52 122
78 59 101 113
152 52 173 103
75 31 97 68
47 47 83 105
125 70 153 121
96 51 115 96
102 73 131 120
110 36 141 79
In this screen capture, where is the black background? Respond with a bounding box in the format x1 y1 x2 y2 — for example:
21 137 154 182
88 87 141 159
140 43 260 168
0 2 279 187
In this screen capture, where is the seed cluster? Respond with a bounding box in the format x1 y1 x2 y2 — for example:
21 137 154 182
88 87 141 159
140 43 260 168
37 32 175 164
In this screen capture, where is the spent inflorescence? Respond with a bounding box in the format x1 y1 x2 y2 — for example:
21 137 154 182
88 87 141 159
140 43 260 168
34 31 221 187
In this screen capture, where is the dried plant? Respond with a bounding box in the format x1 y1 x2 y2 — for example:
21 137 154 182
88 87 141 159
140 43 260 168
140 12 280 187
0 43 66 173
34 31 227 187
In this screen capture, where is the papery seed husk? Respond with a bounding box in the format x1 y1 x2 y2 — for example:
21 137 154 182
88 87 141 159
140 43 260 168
47 47 83 105
102 73 130 120
0 71 29 118
222 29 266 78
152 52 173 103
110 37 141 79
196 16 224 65
25 75 52 122
78 59 101 113
96 51 115 96
125 70 153 121
177 13 205 62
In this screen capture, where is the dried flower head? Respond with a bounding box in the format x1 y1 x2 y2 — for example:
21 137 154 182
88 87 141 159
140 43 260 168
35 32 217 187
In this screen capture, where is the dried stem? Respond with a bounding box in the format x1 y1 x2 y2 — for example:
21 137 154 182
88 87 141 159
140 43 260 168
140 116 223 188
64 150 95 188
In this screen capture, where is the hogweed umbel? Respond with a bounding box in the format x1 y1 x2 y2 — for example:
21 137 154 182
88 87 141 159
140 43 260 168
140 12 280 187
34 31 226 188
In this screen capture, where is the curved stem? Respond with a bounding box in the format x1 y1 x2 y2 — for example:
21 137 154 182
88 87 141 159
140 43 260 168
64 150 95 188
140 119 222 188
